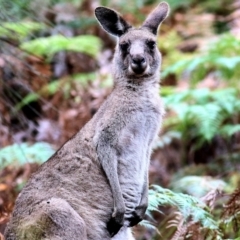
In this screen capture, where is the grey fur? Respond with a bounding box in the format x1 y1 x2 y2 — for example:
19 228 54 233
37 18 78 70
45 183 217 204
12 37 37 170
4 2 169 240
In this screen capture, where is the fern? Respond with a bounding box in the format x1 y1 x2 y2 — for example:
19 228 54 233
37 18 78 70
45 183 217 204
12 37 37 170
20 35 102 59
162 33 240 83
163 88 240 147
0 142 55 169
15 73 97 111
0 22 45 40
220 124 240 138
147 185 221 234
144 185 240 239
220 188 240 237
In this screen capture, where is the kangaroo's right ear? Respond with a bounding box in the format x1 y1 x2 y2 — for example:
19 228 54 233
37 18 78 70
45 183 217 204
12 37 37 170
95 7 131 37
142 2 169 35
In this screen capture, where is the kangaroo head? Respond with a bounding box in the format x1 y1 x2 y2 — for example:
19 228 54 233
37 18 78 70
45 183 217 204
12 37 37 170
95 2 169 80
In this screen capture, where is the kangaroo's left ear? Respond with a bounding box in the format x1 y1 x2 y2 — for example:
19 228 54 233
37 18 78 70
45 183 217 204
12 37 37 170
142 2 169 35
95 7 132 37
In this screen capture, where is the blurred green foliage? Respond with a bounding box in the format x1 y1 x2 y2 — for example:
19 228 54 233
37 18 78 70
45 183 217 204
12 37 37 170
166 0 232 13
163 34 240 84
20 35 102 58
158 30 193 72
170 176 227 197
146 184 240 239
0 0 82 20
0 22 46 40
0 0 33 20
163 88 240 145
0 142 55 169
15 73 97 111
148 185 219 230
144 185 222 239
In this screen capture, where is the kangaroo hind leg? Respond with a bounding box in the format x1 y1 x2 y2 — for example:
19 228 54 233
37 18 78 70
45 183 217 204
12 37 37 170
6 198 87 240
38 198 87 240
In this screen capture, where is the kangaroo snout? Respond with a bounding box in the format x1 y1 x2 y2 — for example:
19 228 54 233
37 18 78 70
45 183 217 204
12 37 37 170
130 54 147 74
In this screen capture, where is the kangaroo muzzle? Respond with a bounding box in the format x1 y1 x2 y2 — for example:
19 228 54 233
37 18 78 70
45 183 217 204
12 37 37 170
130 54 147 74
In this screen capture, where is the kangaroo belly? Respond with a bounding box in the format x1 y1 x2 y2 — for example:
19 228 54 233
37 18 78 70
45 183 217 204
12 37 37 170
117 134 150 213
116 109 160 215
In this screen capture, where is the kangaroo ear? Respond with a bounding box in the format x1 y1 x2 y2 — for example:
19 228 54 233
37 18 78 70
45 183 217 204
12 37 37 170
142 2 169 35
95 7 131 37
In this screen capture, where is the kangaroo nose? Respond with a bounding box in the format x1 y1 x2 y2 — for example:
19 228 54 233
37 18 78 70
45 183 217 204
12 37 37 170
132 55 145 65
131 55 147 74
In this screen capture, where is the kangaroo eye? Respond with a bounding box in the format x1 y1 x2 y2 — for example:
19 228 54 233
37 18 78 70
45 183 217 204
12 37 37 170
120 42 130 52
146 40 156 49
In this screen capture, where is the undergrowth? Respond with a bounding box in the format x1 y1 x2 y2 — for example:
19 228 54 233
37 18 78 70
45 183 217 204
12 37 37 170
162 34 240 85
160 87 240 165
143 185 240 239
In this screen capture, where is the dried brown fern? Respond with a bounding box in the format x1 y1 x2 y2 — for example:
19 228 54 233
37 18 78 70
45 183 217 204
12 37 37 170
167 189 223 240
221 187 240 233
168 212 186 240
169 213 205 240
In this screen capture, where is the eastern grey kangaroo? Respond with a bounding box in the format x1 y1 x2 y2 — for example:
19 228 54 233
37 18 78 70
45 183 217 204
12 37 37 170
4 2 169 240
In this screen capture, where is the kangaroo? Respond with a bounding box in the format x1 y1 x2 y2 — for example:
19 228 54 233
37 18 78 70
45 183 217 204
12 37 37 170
4 2 169 240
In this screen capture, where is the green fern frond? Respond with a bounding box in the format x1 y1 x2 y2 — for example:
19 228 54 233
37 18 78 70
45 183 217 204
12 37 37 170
0 142 55 169
147 185 222 236
163 33 240 82
162 87 240 147
220 124 240 137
